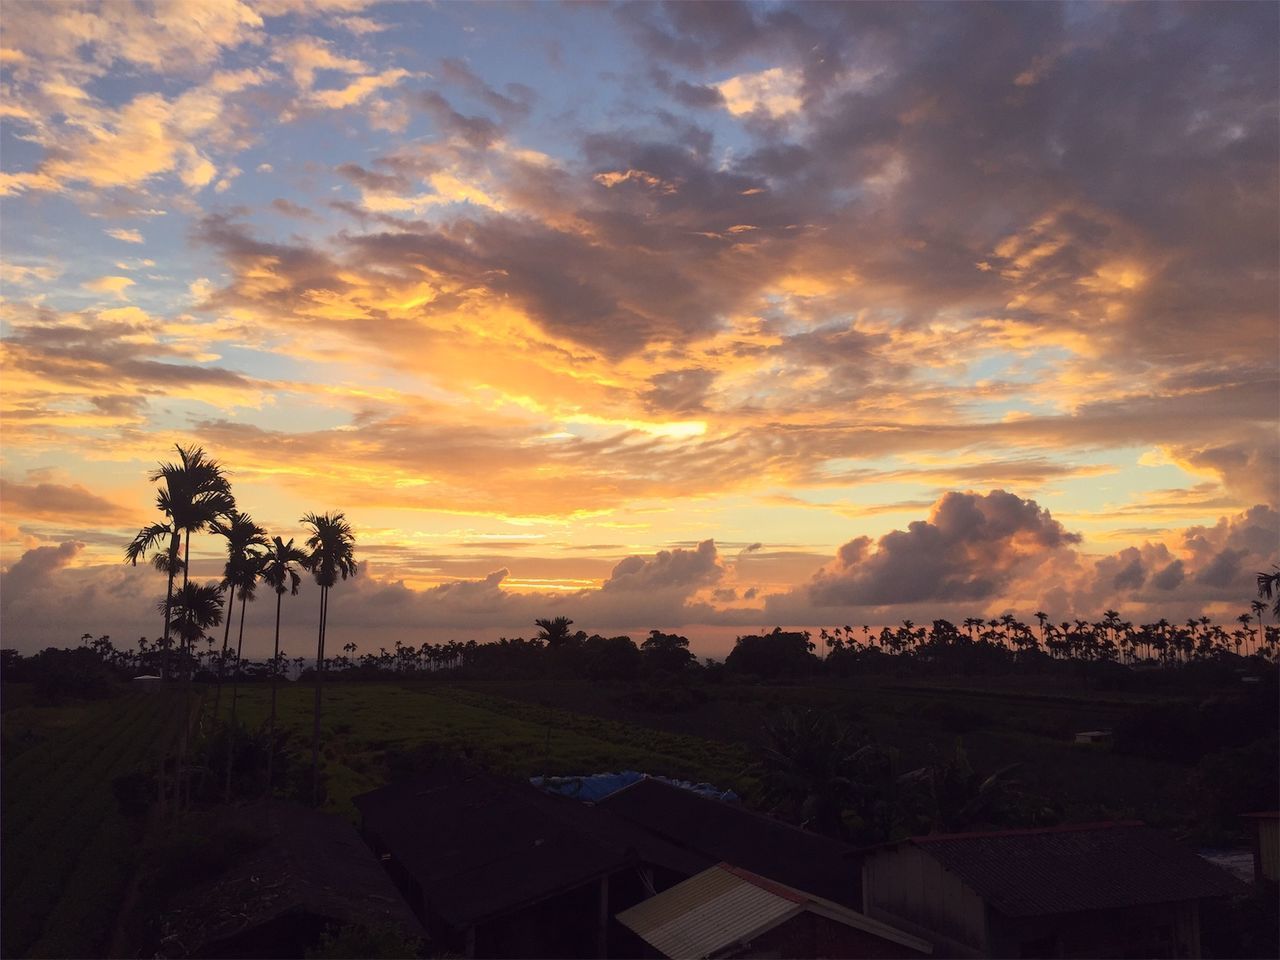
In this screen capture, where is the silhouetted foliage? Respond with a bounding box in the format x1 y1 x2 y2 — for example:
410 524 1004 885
725 628 815 678
640 630 696 673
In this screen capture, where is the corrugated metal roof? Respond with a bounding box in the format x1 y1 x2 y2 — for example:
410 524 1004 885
904 822 1246 917
617 864 932 958
617 866 799 959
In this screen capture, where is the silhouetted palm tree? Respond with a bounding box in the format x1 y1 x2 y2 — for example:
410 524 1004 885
261 535 308 794
535 616 574 647
301 512 357 806
163 582 225 675
125 520 184 676
1257 567 1280 619
210 511 269 718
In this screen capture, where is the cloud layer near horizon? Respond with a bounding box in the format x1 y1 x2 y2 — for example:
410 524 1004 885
1 1 1276 653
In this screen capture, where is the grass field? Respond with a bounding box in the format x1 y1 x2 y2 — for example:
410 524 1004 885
1 690 188 959
207 681 755 816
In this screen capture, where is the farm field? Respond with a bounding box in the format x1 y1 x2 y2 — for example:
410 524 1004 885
1 690 188 959
205 682 755 816
448 675 1201 826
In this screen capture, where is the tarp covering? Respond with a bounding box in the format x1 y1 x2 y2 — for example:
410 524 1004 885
530 771 738 804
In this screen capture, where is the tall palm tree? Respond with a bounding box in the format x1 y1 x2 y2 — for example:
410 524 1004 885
1257 567 1280 619
261 535 308 795
125 521 183 678
301 512 358 806
223 541 266 801
210 511 269 717
127 445 235 677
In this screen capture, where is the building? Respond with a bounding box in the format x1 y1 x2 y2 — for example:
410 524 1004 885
353 768 708 958
860 822 1244 958
159 801 424 958
1241 811 1279 888
617 863 932 959
598 776 860 905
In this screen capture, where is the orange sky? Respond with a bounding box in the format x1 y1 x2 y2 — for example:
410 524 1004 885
1 2 1277 657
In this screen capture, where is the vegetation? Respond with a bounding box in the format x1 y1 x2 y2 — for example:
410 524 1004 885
1 691 187 958
3 441 1275 955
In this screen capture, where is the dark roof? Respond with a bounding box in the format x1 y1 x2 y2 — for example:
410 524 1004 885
353 771 707 928
598 777 859 904
900 822 1246 917
162 800 424 954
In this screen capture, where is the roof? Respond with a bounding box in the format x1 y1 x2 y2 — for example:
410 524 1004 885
879 822 1246 917
616 864 931 959
162 800 424 953
353 770 708 928
599 777 859 904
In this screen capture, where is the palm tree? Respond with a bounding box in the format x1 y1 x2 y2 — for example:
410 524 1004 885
125 520 184 678
210 511 269 718
223 535 266 801
261 535 308 795
301 512 358 806
534 616 574 647
1257 567 1280 619
163 582 225 677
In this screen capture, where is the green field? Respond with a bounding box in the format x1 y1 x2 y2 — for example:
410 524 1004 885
1 690 187 958
207 682 755 815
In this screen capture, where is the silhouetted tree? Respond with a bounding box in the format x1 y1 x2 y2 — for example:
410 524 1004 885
534 616 575 647
301 512 357 806
640 630 696 673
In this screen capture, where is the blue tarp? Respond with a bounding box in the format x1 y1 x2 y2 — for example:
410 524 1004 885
530 770 738 803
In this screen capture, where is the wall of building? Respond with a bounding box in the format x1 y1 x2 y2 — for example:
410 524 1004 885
862 846 987 957
985 901 1201 959
729 911 927 959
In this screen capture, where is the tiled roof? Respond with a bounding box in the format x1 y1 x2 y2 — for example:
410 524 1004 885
353 770 708 928
906 822 1245 917
599 777 859 904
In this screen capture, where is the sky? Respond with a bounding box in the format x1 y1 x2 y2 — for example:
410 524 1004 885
1 0 1277 660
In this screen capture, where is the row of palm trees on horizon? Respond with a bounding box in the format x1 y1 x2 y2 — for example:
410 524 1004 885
124 443 355 806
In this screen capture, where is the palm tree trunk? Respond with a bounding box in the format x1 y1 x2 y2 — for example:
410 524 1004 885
311 585 328 806
212 586 235 721
174 530 194 814
266 590 283 796
225 589 249 801
160 533 180 680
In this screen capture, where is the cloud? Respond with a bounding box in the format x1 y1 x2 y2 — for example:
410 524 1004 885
2 540 85 601
717 67 804 117
602 539 723 594
104 228 144 244
308 68 408 110
0 480 132 524
273 36 366 89
807 490 1081 606
82 276 135 298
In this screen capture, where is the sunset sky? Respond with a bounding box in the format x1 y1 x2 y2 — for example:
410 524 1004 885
1 1 1277 659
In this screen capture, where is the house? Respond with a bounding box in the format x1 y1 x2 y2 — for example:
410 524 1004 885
353 768 708 958
1241 811 1279 888
617 863 932 959
860 822 1245 958
598 776 860 905
158 800 424 958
